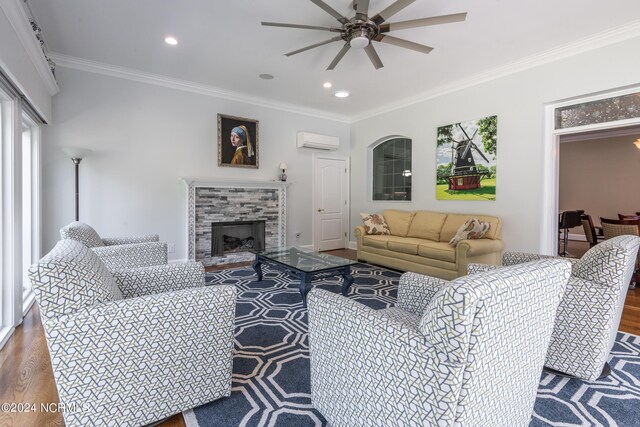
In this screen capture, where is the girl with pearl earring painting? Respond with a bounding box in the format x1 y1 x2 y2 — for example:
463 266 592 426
218 114 259 168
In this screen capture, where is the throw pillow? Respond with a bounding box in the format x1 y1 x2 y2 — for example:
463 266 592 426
360 213 390 235
449 218 491 246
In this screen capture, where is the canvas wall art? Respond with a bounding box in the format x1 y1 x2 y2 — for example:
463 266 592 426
436 115 497 201
218 114 259 168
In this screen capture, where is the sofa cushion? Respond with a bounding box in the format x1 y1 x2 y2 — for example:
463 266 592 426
407 211 448 241
387 237 430 255
383 210 415 237
418 241 456 263
362 235 393 249
440 214 501 242
449 219 492 246
360 213 390 235
28 239 123 321
60 221 105 247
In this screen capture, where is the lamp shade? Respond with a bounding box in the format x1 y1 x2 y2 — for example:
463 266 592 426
279 163 288 170
62 147 92 159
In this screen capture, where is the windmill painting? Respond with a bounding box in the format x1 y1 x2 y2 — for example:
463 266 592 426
436 116 497 201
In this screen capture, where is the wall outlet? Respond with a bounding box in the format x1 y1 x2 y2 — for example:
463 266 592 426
295 232 301 240
167 243 176 253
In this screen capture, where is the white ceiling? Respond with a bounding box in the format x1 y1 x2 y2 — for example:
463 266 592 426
27 0 640 119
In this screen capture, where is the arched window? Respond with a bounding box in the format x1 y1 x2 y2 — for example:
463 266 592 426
372 137 412 200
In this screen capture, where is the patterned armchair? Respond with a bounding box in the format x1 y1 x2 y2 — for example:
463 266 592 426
468 235 640 380
308 259 571 427
29 239 236 427
60 221 168 270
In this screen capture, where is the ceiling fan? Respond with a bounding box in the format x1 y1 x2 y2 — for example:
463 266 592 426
262 0 467 70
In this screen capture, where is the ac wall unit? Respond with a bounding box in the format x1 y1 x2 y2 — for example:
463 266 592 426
296 132 339 151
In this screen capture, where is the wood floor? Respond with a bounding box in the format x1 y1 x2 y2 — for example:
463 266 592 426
1 245 637 427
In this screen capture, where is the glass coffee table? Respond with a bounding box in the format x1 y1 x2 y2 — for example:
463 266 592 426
252 246 357 307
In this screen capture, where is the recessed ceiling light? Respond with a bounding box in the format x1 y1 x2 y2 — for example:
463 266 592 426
164 36 178 46
333 90 350 98
323 82 332 88
259 74 274 80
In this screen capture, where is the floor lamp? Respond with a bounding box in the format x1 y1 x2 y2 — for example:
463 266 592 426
62 147 91 221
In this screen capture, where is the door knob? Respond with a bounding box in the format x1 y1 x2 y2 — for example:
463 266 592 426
317 208 325 212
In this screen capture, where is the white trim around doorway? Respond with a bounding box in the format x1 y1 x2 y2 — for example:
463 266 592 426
541 85 640 255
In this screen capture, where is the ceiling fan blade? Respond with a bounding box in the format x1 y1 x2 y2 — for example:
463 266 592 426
375 34 433 54
371 0 416 25
379 12 467 33
326 43 351 70
262 22 337 32
354 0 369 18
364 44 384 69
309 0 349 24
285 36 342 56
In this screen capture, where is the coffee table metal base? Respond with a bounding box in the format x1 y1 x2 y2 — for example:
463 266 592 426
252 256 354 307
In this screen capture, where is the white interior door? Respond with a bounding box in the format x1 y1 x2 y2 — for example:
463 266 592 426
313 155 349 251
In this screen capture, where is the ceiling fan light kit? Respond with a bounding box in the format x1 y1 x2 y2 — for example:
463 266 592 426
262 0 466 70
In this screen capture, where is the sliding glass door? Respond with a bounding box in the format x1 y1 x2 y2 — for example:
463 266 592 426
0 84 42 348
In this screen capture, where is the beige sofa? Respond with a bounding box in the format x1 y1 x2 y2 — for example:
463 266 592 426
355 210 504 279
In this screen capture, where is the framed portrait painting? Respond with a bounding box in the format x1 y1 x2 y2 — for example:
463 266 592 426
218 114 259 168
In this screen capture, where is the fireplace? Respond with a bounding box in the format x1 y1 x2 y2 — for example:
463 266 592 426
211 220 266 257
182 178 287 266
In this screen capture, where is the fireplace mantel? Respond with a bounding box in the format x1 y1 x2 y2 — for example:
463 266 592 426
180 177 290 189
181 177 288 264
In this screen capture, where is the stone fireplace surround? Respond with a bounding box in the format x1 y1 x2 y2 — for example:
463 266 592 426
181 178 288 266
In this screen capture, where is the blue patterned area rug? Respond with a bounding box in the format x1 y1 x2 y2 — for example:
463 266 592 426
184 263 640 427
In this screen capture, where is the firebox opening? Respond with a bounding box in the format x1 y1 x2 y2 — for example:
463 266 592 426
211 220 265 257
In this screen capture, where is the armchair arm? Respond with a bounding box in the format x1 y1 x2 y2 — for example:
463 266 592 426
455 239 504 276
92 241 168 270
308 289 464 426
467 263 500 274
396 272 450 315
468 252 579 275
102 234 159 245
456 238 505 257
43 285 237 427
354 226 365 238
113 261 205 298
502 251 554 265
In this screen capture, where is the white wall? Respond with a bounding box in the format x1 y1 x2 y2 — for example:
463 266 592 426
41 67 350 260
350 36 640 253
0 2 52 121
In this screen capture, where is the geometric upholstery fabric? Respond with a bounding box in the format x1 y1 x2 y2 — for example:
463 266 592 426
60 221 167 271
28 239 123 321
113 262 205 299
468 235 640 380
308 258 571 427
394 271 449 315
91 241 168 271
29 239 237 427
60 221 106 247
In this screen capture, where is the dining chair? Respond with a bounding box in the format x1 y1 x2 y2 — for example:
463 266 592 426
581 214 604 247
618 214 640 220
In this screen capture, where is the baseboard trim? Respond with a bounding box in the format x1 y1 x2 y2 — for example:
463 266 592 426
568 233 587 242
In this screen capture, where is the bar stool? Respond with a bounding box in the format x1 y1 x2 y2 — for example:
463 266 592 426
558 210 582 256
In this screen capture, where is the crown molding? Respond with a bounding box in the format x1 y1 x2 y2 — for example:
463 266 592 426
49 53 351 124
351 20 640 122
0 0 58 96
